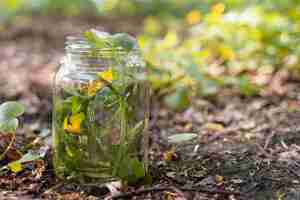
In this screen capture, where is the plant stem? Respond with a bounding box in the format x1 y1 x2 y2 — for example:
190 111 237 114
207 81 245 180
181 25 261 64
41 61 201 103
112 55 128 177
0 133 15 161
86 101 98 162
112 97 127 177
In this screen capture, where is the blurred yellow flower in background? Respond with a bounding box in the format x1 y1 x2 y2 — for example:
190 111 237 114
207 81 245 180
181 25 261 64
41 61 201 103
211 3 225 15
64 113 84 134
143 16 162 35
220 46 235 60
182 76 196 86
185 10 201 25
162 31 179 48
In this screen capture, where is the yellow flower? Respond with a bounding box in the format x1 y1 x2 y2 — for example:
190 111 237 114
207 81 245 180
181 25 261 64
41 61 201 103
64 113 84 134
185 10 201 25
211 3 225 15
220 46 235 60
84 69 114 96
87 80 104 96
98 69 113 82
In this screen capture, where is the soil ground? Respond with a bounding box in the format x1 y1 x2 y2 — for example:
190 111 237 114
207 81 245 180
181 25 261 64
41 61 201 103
0 16 300 200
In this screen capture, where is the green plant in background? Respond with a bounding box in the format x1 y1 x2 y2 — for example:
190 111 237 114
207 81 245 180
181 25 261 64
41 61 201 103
53 31 149 185
138 2 300 110
1 0 299 111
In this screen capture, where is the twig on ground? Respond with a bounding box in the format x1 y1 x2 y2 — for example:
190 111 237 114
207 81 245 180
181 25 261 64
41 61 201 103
256 143 274 159
0 134 16 161
264 131 275 149
111 186 243 199
42 182 64 194
287 166 300 180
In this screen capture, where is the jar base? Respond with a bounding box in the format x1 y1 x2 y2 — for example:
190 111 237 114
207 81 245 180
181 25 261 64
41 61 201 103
54 167 119 184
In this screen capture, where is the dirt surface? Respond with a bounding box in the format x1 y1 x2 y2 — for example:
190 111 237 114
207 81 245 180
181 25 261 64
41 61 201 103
1 16 300 200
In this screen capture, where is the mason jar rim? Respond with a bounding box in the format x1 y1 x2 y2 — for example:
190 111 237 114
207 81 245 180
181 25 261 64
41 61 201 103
65 34 139 55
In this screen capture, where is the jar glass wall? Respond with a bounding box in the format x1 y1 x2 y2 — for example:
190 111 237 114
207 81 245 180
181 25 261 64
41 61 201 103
52 32 149 184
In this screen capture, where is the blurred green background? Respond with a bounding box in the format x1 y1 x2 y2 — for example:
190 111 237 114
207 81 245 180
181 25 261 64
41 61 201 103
0 0 299 110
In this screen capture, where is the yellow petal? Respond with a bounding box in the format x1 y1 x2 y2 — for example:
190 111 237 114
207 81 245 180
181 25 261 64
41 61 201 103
87 80 103 96
204 123 225 133
63 113 84 134
98 69 113 82
63 117 69 130
70 113 82 125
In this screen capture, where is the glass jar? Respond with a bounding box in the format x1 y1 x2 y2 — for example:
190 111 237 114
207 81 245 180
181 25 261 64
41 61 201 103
52 32 149 184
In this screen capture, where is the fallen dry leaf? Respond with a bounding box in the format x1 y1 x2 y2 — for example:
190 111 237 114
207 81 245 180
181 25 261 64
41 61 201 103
263 69 289 96
105 181 122 199
61 192 81 200
163 149 178 161
204 123 225 133
164 188 187 200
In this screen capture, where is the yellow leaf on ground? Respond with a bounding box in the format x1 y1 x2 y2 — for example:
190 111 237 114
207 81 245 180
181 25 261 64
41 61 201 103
165 191 177 200
215 174 224 183
8 161 23 173
163 149 178 161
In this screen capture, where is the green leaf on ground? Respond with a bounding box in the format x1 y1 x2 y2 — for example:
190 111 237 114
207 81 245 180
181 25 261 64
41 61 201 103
0 101 25 133
0 101 24 119
0 118 19 133
168 133 198 144
18 151 41 163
